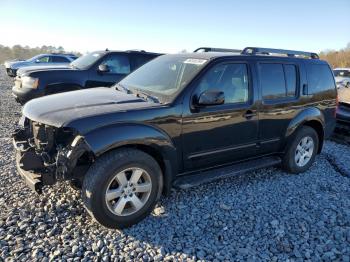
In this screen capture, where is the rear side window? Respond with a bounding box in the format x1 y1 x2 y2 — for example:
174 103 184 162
133 55 155 69
52 56 70 63
259 63 297 101
307 64 336 94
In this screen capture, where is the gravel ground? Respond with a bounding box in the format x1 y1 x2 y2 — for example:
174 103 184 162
0 66 350 261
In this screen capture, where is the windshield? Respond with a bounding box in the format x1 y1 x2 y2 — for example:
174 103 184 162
118 55 208 102
334 70 350 77
70 52 103 69
27 55 42 62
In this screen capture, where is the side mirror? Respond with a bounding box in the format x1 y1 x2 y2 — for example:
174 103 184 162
35 59 40 63
98 64 110 73
197 90 225 106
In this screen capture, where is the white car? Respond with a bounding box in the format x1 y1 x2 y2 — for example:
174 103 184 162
334 68 350 88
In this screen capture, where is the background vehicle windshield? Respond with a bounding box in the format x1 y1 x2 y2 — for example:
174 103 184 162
27 55 42 62
334 70 350 77
119 55 208 99
70 52 102 69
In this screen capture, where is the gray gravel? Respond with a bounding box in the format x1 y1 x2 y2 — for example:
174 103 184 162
0 66 350 261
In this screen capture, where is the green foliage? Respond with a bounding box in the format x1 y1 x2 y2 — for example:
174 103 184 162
0 44 81 63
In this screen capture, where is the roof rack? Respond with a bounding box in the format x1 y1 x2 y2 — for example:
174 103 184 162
50 52 76 56
194 47 242 53
126 49 146 52
241 47 319 59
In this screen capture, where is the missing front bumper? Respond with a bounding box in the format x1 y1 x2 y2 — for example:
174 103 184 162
13 127 92 194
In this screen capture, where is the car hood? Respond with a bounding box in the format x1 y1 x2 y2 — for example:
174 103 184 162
17 64 71 76
4 59 25 67
8 61 31 69
23 87 156 128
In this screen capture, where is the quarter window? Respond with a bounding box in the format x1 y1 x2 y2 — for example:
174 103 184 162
196 63 249 104
307 64 336 94
100 54 130 74
260 63 298 101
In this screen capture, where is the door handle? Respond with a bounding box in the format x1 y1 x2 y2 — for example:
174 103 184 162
244 110 257 119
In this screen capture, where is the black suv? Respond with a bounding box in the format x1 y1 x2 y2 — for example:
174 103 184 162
11 50 162 104
13 47 337 228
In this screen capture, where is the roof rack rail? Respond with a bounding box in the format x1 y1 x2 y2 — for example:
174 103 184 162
194 47 242 53
126 49 146 52
50 52 76 56
241 47 319 59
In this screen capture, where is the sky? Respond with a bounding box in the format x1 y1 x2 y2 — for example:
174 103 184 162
0 0 349 54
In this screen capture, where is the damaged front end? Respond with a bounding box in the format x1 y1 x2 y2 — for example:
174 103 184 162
12 118 93 194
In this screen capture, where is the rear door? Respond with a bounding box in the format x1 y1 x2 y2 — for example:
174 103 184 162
86 53 131 88
256 60 303 153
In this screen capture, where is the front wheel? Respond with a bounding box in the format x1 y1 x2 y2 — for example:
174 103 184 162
282 126 319 173
82 148 162 229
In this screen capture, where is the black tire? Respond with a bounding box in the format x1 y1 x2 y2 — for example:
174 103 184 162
82 148 162 229
282 126 319 174
69 179 82 191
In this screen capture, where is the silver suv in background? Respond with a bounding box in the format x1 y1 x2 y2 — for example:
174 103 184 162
4 53 78 77
334 68 350 88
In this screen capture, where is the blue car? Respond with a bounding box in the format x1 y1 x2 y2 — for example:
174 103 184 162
4 53 77 77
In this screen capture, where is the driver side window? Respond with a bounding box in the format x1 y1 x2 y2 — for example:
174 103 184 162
37 56 50 63
196 63 249 104
100 54 131 74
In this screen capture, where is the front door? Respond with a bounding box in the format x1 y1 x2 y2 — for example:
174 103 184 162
86 54 131 88
182 62 259 171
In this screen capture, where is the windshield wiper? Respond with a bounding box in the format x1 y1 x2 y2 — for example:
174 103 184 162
70 63 79 70
134 89 160 104
115 83 132 94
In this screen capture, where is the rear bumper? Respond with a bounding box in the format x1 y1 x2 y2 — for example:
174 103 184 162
336 103 350 124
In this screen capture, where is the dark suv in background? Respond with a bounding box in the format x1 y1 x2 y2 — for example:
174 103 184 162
13 47 337 228
4 53 77 77
12 50 162 104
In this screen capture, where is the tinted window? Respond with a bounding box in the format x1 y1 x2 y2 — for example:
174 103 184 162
284 65 297 96
100 54 130 74
307 64 335 94
260 63 297 100
260 64 286 100
197 63 249 104
133 55 155 69
51 56 70 63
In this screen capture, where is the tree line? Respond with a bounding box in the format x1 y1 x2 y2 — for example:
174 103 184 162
319 43 350 68
0 43 349 68
0 45 81 63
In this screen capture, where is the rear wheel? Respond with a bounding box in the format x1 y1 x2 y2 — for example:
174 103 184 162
282 126 319 173
82 148 162 228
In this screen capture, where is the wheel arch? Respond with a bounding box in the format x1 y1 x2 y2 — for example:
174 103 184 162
285 108 325 154
82 123 178 195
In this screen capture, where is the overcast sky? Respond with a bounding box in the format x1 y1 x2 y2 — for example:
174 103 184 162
0 0 349 54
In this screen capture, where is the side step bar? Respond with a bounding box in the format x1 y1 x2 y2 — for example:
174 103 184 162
173 156 281 189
